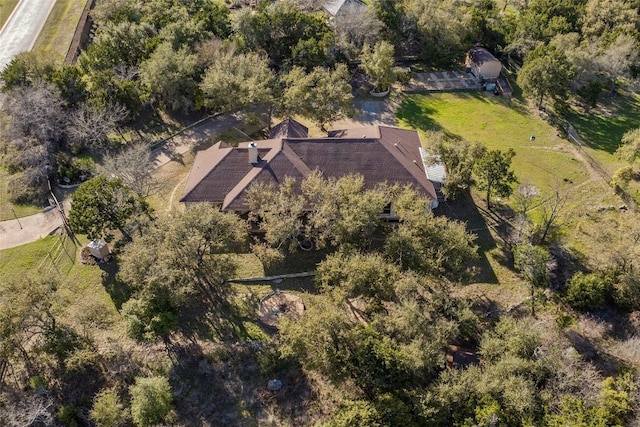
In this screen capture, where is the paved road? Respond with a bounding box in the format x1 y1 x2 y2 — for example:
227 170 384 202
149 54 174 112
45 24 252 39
0 0 57 71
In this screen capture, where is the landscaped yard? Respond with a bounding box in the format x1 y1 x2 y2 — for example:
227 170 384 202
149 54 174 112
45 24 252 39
32 0 87 61
397 92 590 193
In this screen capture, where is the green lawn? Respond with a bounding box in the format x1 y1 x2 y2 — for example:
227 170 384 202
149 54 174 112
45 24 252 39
0 0 19 30
567 93 640 174
32 0 87 61
397 92 590 193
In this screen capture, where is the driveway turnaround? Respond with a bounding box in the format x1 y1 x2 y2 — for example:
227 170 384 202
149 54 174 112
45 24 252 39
0 0 57 71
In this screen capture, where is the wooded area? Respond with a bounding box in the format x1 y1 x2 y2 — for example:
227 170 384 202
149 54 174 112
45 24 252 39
2 0 640 425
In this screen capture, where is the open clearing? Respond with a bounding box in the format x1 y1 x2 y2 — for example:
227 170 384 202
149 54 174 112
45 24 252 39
397 92 591 193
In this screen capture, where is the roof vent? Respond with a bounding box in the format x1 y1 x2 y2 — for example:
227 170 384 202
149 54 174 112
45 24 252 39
248 142 259 164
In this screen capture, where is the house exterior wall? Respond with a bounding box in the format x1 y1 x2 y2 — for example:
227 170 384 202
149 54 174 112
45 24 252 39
473 60 502 81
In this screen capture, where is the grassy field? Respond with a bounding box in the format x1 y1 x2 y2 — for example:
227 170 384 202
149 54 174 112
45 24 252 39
0 0 19 30
395 91 629 294
32 0 87 61
397 92 590 193
567 93 640 174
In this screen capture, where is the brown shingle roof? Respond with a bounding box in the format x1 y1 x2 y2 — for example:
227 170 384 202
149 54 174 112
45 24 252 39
269 117 309 139
467 47 499 66
180 123 437 210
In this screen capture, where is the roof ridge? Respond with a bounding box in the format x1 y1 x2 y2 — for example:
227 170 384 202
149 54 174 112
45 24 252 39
377 129 437 200
281 140 313 177
222 140 283 210
180 142 233 202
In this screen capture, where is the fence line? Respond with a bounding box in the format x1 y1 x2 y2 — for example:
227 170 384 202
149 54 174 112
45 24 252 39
560 120 638 212
37 233 77 276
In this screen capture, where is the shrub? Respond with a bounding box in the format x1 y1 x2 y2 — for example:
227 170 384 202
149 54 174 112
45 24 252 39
91 387 129 427
129 376 173 427
565 272 607 312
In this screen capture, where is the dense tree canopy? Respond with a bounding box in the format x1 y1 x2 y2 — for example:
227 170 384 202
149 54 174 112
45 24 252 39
68 176 150 242
119 204 247 341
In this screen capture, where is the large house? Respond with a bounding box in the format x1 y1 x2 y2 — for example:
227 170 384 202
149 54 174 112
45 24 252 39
180 118 440 213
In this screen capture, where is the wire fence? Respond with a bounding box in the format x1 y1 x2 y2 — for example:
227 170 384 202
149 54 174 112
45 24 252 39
37 232 78 276
560 120 638 212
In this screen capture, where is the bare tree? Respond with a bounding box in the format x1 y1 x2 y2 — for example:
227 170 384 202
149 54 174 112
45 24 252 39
67 102 128 151
100 141 162 198
1 81 65 144
534 186 568 244
334 5 383 51
0 392 54 426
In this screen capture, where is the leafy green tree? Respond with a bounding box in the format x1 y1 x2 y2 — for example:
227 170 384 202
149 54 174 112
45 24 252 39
0 276 59 378
90 387 130 427
617 127 640 164
565 273 607 312
194 0 231 38
316 252 401 312
282 64 354 131
0 51 56 89
361 41 395 92
139 41 199 112
474 148 517 209
200 49 275 112
507 0 583 55
430 132 487 199
581 0 639 41
246 177 306 252
384 187 478 282
90 21 156 68
302 172 390 250
513 243 550 316
129 376 173 427
119 204 247 341
247 172 391 256
517 44 573 109
233 0 334 69
68 176 150 242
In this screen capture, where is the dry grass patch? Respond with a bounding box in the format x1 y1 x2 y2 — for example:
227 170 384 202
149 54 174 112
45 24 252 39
32 0 87 60
0 0 19 29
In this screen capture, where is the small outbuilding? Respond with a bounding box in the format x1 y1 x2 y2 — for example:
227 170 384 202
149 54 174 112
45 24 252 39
466 47 502 81
87 240 110 260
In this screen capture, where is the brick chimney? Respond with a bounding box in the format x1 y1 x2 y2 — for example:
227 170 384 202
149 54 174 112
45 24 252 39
248 142 258 164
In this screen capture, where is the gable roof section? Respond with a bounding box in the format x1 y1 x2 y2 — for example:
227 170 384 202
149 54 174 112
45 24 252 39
468 47 499 66
269 117 309 139
323 0 366 16
180 124 437 210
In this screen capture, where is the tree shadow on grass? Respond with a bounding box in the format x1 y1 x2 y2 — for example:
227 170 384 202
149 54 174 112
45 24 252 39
99 260 132 310
168 340 316 425
563 329 625 376
395 96 441 132
437 193 499 284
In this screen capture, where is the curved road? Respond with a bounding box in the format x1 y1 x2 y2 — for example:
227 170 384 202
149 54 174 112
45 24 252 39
0 0 57 71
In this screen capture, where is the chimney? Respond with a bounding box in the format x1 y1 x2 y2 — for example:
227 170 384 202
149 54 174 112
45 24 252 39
248 142 258 164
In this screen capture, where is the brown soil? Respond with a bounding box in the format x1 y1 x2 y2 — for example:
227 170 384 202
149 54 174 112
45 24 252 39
258 292 305 329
